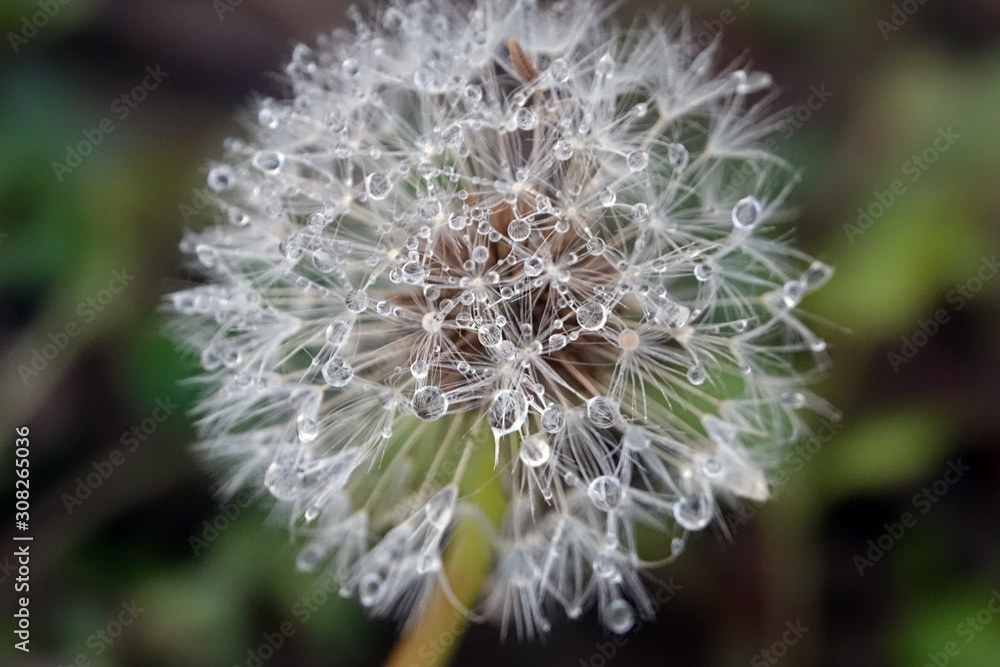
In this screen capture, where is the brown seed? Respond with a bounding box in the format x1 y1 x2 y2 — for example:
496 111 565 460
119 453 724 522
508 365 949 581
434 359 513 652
507 38 539 84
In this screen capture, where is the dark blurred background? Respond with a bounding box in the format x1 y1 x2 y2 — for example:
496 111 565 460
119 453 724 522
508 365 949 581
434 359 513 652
1 1 999 665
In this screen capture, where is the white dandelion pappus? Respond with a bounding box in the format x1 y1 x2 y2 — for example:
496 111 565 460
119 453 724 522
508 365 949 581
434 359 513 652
168 0 836 638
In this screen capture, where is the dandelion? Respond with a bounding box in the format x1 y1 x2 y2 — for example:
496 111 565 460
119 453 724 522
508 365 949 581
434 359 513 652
169 0 834 639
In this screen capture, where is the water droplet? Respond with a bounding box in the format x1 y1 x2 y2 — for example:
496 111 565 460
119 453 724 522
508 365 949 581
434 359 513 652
701 456 723 476
587 396 619 428
630 202 649 224
670 538 686 556
694 264 713 282
296 542 327 572
296 414 319 442
425 486 457 528
207 165 235 192
596 54 615 79
200 347 221 370
264 460 301 501
519 435 551 468
549 58 570 82
626 150 648 172
541 405 565 433
734 70 771 95
413 386 448 421
326 320 350 347
341 57 359 78
548 333 568 351
345 290 369 312
654 302 690 329
576 302 608 331
600 187 617 207
524 256 545 277
587 475 622 510
686 365 706 385
488 389 528 435
802 261 833 291
554 139 573 161
358 573 383 606
781 280 805 308
667 143 689 171
322 357 353 387
402 261 426 285
514 107 538 130
477 323 502 348
732 196 762 229
586 237 606 256
674 492 713 530
508 218 530 242
365 173 392 200
252 150 283 172
471 246 489 263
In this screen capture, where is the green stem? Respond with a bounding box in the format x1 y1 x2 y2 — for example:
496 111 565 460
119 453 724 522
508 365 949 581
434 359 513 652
384 424 506 667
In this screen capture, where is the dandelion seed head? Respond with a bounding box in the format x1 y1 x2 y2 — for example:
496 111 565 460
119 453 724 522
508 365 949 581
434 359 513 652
169 0 834 637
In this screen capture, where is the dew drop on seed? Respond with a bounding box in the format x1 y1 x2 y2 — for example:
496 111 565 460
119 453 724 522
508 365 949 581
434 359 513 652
326 320 349 347
626 150 649 172
576 302 608 331
410 360 429 379
471 246 489 263
402 261 426 285
667 143 689 171
200 348 221 371
701 456 723 476
448 213 467 230
671 538 686 557
686 364 706 385
694 264 713 282
600 187 617 207
478 323 503 348
674 493 713 530
781 280 804 308
587 475 622 510
606 600 634 634
549 333 568 351
358 574 383 606
519 435 551 468
802 260 834 291
732 196 762 229
524 256 545 277
587 396 619 428
296 542 327 572
489 389 528 436
425 486 457 529
541 405 565 433
322 357 353 387
345 290 369 313
365 173 392 200
296 414 319 443
264 461 301 501
515 107 538 130
596 54 615 78
342 58 360 78
412 386 448 421
207 165 235 192
630 202 649 224
549 57 570 82
252 150 283 172
554 140 573 161
508 218 530 242
587 237 606 256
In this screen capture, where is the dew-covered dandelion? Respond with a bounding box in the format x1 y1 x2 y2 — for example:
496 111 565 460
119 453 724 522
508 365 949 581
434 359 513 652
169 0 835 638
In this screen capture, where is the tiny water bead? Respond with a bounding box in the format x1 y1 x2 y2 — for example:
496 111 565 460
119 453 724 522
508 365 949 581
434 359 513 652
605 599 635 634
587 475 622 510
207 165 235 192
345 290 369 312
540 405 566 433
519 435 551 468
478 323 503 348
412 386 448 421
732 196 762 229
358 573 384 606
626 150 649 172
587 396 619 428
576 301 608 331
489 390 528 436
296 414 319 443
322 357 353 387
674 492 713 531
686 364 707 385
365 172 392 200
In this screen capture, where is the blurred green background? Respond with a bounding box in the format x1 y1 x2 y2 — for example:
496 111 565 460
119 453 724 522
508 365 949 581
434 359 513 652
1 1 999 665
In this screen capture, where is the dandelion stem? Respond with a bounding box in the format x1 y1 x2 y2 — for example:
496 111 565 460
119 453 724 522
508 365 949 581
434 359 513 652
384 424 507 667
